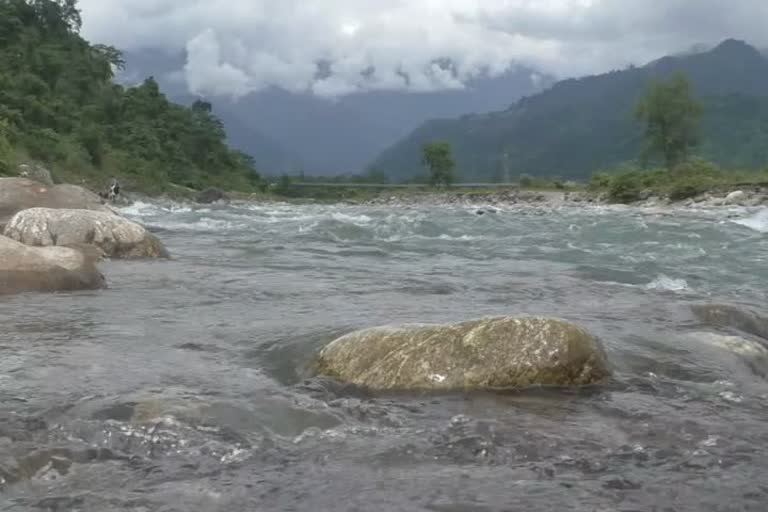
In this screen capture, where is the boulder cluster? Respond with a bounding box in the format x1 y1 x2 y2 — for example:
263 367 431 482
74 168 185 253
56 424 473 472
1 167 169 296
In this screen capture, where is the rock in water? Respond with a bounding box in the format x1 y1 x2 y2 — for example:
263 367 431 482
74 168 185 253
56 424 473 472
196 187 230 204
16 163 53 186
312 316 611 391
0 178 109 226
691 304 768 341
724 190 747 205
0 235 106 295
3 208 169 259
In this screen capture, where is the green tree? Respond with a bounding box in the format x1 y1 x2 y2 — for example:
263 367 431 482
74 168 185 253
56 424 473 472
635 73 703 169
422 141 455 186
0 118 14 175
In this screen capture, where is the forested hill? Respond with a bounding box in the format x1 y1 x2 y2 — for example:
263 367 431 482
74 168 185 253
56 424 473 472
369 39 768 182
0 0 262 193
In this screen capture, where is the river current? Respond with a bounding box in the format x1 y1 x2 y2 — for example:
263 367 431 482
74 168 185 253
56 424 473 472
2 201 768 511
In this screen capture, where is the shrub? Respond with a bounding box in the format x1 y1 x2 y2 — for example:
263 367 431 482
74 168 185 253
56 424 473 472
589 173 612 190
668 183 703 201
607 172 644 203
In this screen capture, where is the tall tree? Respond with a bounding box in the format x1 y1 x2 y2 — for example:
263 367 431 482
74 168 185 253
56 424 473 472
0 118 13 174
422 141 455 186
635 73 703 169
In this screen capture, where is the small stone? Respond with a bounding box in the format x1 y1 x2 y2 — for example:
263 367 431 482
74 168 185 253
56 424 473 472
601 476 642 490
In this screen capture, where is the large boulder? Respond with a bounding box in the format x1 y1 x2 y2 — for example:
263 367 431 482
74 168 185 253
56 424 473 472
311 316 611 391
3 208 169 259
0 178 108 226
196 187 230 204
691 304 768 341
0 235 106 295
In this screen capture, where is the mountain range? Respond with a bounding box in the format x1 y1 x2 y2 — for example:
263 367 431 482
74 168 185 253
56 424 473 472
119 51 550 175
370 39 768 182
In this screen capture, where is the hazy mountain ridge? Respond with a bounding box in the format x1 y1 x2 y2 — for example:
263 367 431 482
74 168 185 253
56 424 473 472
119 50 551 175
370 39 768 182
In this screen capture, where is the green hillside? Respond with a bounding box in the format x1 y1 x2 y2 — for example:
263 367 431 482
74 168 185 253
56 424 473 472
0 0 262 193
370 39 768 182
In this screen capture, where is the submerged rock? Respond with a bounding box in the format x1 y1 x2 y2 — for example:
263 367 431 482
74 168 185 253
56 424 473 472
0 235 106 295
3 208 169 259
0 178 108 226
196 187 230 204
312 316 611 391
684 331 768 380
692 332 768 359
692 304 768 341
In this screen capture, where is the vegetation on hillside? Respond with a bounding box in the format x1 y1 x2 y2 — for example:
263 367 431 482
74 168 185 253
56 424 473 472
0 0 262 193
370 39 768 182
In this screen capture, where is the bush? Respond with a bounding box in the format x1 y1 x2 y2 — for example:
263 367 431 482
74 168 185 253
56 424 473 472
589 173 612 190
606 172 644 203
519 174 534 187
668 183 703 201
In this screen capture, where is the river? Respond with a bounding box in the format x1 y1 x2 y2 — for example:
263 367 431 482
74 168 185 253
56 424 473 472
2 201 768 511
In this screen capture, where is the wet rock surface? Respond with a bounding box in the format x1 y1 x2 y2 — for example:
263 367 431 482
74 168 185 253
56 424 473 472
312 317 611 391
0 235 105 295
3 208 169 259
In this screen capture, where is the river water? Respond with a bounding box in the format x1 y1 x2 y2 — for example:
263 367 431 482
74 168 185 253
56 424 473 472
2 201 768 511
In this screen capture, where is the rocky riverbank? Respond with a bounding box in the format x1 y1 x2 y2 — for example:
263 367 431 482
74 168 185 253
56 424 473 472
358 186 768 209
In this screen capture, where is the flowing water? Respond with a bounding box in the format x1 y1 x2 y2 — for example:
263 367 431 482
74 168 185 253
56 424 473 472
2 201 768 511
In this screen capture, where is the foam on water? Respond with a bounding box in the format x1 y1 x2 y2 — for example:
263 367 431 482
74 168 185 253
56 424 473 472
330 212 373 225
120 201 195 219
732 209 768 233
645 274 690 292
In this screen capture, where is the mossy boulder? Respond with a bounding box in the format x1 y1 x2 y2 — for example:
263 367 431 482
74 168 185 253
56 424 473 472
312 316 611 391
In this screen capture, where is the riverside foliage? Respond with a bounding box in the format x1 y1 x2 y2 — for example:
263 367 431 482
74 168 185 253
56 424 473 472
0 0 262 193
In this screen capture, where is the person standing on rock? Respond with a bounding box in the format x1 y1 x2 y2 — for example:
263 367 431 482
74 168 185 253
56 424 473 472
99 178 121 203
108 179 120 201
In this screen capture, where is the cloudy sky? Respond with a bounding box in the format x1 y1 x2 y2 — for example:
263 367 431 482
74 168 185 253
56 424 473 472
78 0 767 98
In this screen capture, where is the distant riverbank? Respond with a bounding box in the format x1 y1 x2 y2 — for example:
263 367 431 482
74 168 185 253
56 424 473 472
250 184 768 210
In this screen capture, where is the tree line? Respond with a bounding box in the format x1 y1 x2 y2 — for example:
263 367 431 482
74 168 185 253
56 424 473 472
0 0 262 193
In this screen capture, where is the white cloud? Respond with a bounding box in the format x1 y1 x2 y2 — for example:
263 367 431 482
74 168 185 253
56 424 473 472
78 0 768 98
